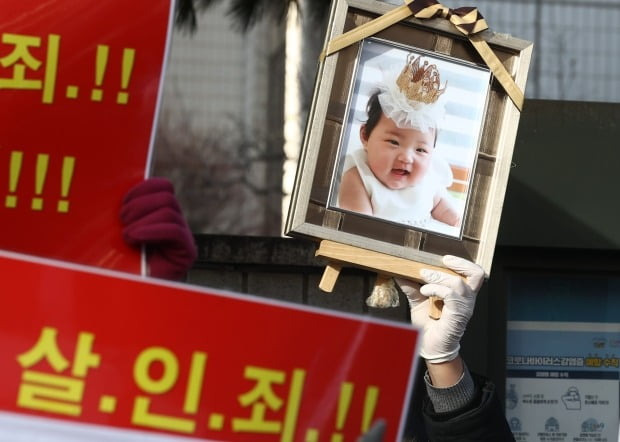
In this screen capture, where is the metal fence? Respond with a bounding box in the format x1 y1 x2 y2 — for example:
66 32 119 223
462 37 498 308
463 0 620 102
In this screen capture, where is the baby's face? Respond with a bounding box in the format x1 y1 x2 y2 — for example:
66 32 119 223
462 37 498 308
361 113 435 190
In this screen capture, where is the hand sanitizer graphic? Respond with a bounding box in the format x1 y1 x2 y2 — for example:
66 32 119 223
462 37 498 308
561 386 581 410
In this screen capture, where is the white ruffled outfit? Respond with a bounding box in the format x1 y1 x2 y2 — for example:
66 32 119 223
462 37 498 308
342 148 453 227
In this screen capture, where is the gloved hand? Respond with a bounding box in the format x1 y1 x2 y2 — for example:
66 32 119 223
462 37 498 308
396 255 485 363
120 177 197 281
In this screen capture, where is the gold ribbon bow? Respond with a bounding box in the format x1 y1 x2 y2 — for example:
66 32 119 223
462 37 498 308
320 0 524 111
406 0 488 35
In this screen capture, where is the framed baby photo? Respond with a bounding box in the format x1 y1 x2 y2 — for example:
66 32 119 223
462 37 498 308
329 38 491 240
285 0 533 275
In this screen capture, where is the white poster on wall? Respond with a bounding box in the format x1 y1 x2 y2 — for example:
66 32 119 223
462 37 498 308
506 321 620 442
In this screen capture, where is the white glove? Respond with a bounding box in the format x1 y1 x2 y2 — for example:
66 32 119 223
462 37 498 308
396 255 485 363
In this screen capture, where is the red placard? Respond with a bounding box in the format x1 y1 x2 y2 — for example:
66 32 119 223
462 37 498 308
0 1 174 273
0 251 420 441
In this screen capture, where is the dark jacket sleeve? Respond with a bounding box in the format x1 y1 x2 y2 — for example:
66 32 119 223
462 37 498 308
421 373 515 442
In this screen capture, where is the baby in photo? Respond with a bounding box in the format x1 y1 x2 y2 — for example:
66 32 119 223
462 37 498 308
338 53 461 229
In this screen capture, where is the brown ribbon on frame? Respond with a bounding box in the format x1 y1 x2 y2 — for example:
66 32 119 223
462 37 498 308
319 0 524 111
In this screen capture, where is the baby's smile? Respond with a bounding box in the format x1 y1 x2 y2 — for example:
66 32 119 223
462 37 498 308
391 168 410 176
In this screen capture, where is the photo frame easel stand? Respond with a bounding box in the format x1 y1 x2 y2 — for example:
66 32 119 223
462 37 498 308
315 240 463 319
286 1 532 320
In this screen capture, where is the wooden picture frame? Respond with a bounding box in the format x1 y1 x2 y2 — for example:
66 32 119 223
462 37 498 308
285 0 533 276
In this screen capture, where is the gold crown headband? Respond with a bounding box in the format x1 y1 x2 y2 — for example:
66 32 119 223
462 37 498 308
375 53 447 133
396 54 447 105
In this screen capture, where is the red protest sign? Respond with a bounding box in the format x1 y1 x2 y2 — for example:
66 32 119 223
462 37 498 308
0 0 174 273
0 251 419 441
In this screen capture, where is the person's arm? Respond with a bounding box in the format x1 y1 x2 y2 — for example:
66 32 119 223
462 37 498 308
398 260 478 413
120 177 197 281
425 356 476 414
398 257 515 441
426 355 464 388
338 167 373 215
422 369 514 441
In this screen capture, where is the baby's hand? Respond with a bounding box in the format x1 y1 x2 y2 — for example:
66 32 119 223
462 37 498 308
431 196 461 227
